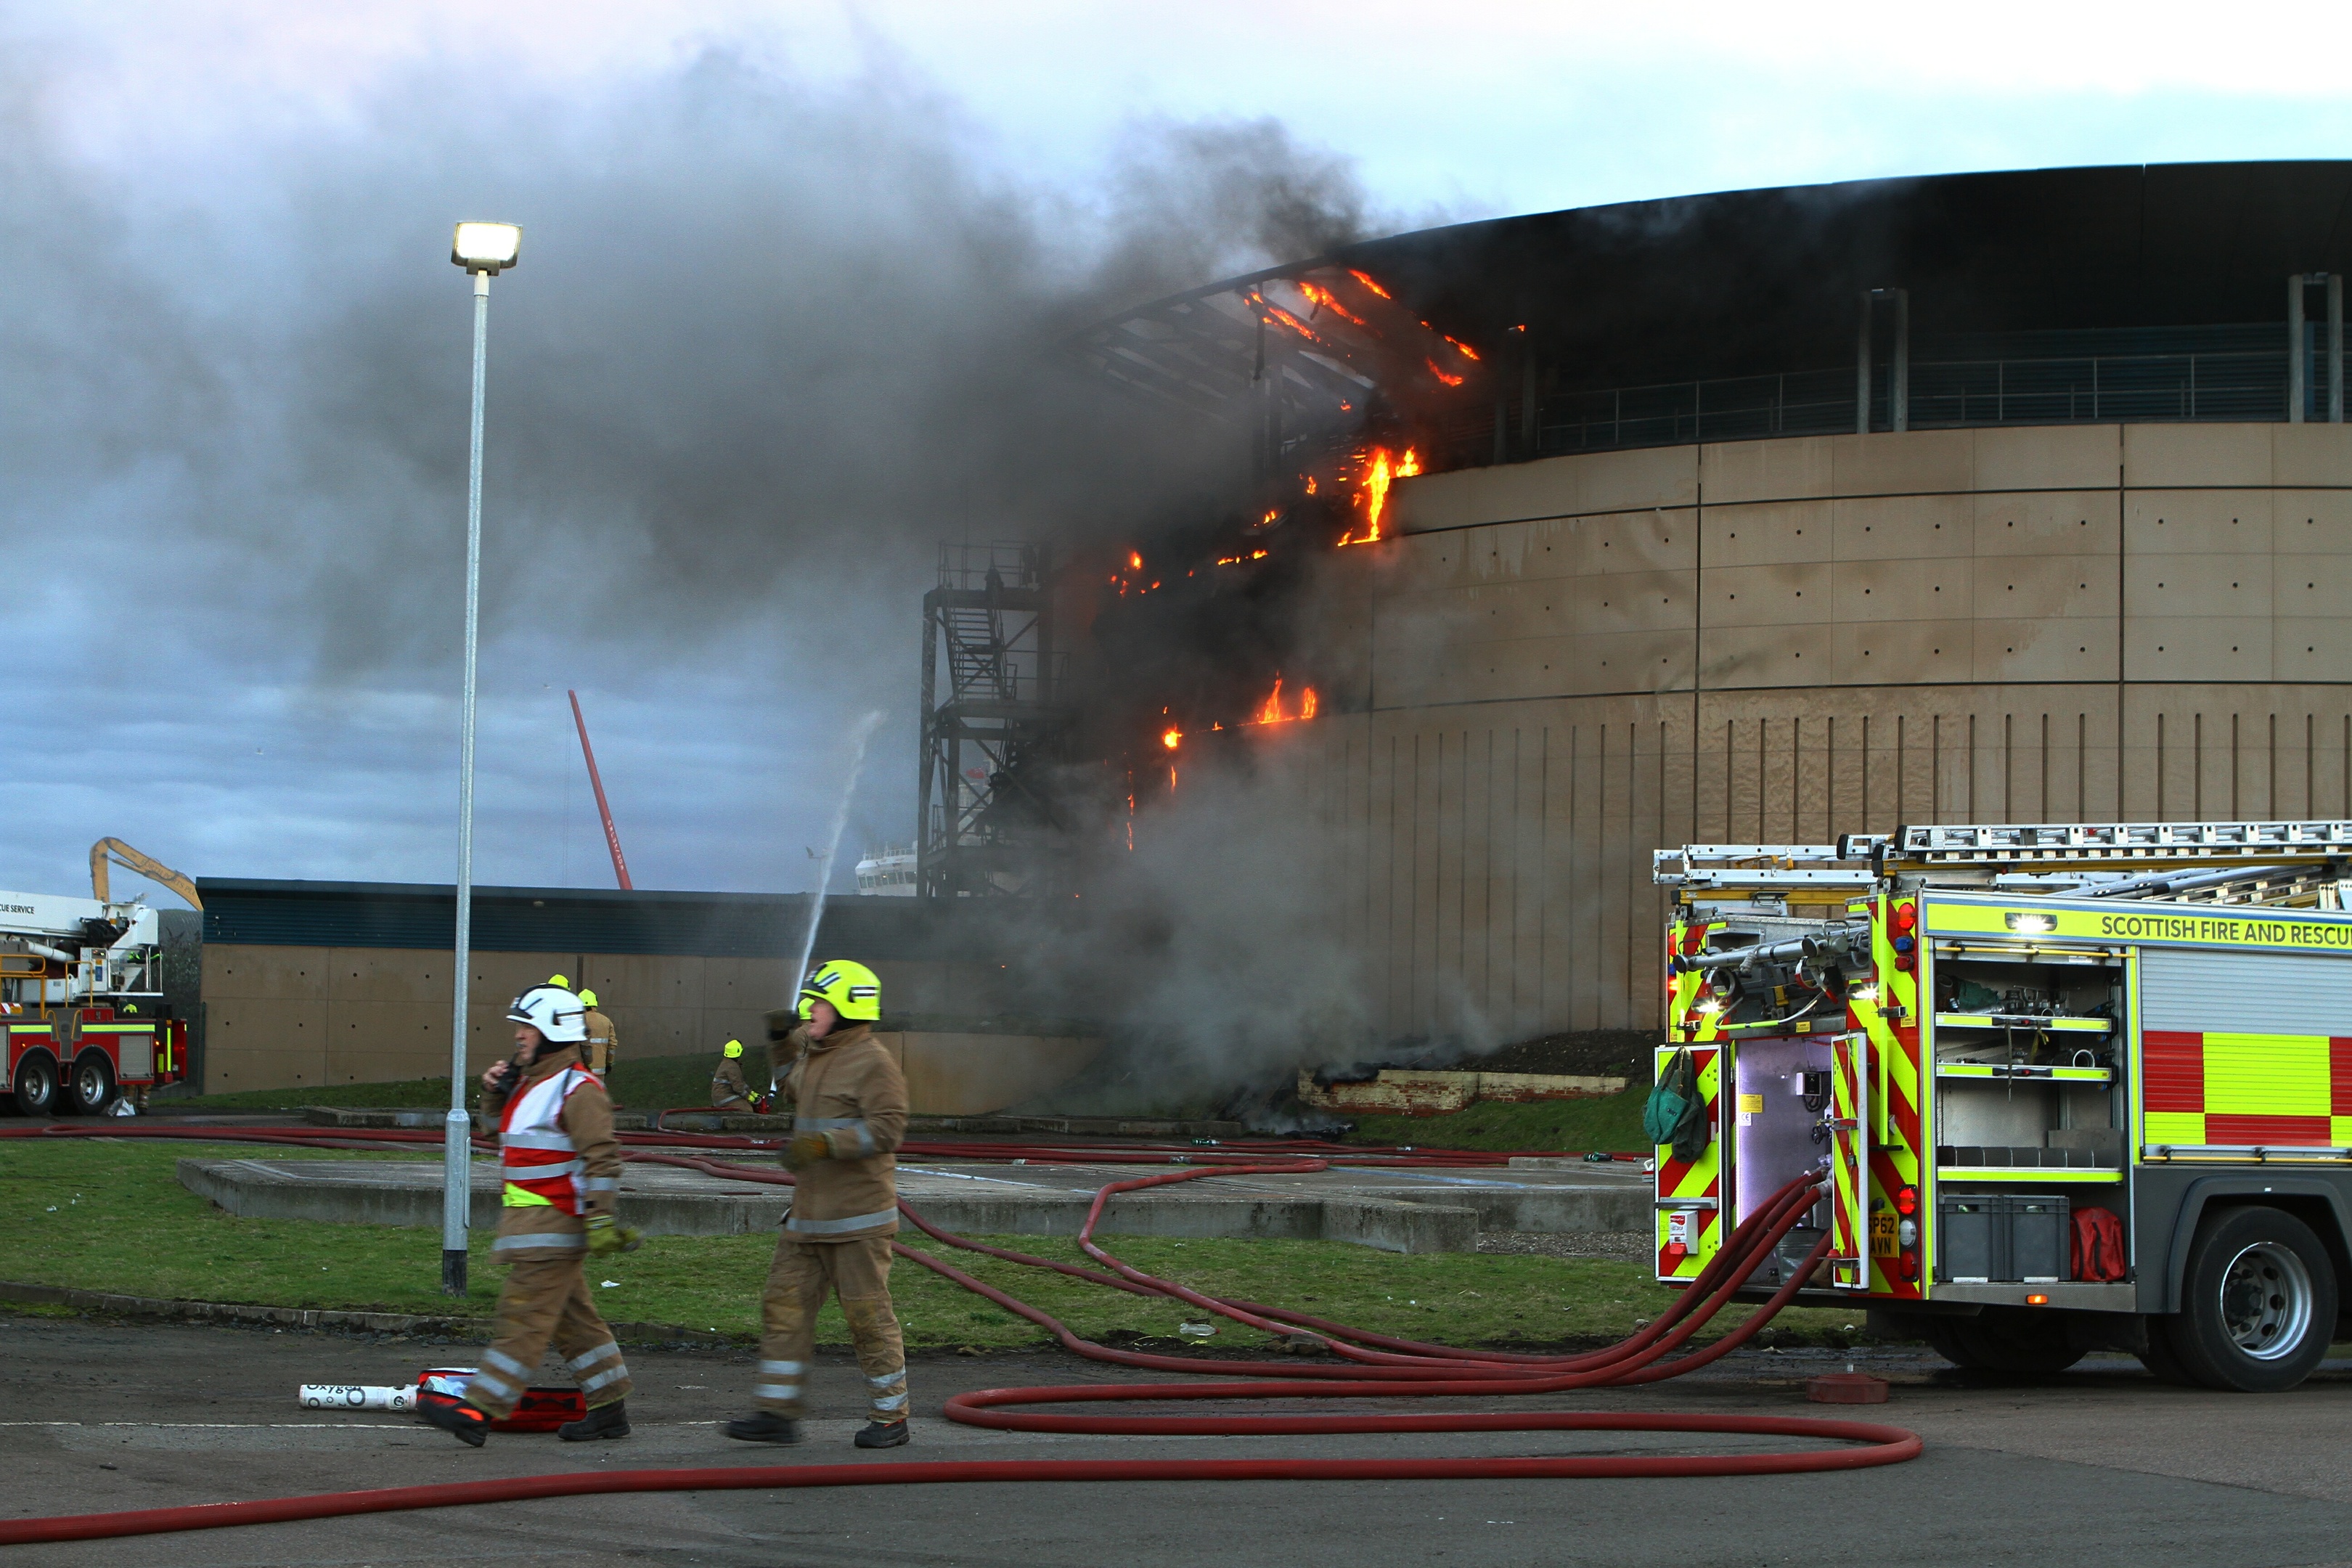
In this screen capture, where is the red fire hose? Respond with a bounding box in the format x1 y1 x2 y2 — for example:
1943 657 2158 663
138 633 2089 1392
0 1130 1917 1544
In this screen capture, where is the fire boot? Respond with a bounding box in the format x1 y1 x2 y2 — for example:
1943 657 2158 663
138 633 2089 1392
418 1395 490 1447
854 1419 910 1450
558 1400 631 1442
724 1411 802 1444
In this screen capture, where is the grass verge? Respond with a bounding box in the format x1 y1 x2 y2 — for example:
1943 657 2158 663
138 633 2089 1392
0 1138 1869 1349
1340 1088 1648 1154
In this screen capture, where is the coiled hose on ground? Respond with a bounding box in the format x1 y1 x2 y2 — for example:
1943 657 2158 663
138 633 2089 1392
0 1124 1918 1544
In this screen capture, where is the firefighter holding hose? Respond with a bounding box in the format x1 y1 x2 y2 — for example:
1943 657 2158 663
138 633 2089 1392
725 959 911 1448
711 1039 757 1112
418 983 640 1447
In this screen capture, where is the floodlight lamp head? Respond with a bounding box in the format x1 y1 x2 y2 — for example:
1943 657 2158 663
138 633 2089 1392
452 221 522 275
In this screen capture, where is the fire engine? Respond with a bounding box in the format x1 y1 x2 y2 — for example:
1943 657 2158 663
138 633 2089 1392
1 877 191 1116
1654 819 2352 1392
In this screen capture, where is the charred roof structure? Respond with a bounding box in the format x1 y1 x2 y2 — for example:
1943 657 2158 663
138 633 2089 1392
1080 162 2352 475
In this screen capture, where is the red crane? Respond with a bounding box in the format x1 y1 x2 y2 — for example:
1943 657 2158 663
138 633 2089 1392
567 690 633 891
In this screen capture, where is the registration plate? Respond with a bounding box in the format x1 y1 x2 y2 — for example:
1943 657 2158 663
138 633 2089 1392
1870 1212 1899 1258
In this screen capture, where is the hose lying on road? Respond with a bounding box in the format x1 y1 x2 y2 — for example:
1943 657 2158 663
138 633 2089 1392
0 1131 1917 1544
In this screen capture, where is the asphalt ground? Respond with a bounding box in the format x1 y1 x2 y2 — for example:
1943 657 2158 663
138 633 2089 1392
7 1315 2352 1567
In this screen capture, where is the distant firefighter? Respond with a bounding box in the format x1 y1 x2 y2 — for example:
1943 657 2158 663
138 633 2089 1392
580 989 618 1078
711 1039 756 1112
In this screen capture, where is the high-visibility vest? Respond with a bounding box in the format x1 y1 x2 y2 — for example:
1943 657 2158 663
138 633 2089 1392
499 1066 592 1212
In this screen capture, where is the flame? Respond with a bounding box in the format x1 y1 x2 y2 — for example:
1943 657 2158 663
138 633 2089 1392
1128 550 1143 571
1425 359 1465 387
1347 269 1392 300
1338 446 1421 547
1260 302 1320 341
1215 548 1271 565
1443 334 1481 362
1244 676 1320 725
1304 476 1318 494
1161 726 1182 750
1296 279 1368 327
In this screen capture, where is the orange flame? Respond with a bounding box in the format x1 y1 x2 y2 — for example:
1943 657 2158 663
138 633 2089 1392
1347 269 1391 300
1425 359 1465 387
1161 727 1182 750
1244 676 1320 726
1338 446 1421 547
1443 334 1481 362
1296 279 1368 327
1260 302 1320 341
1304 476 1318 494
1215 548 1270 565
1128 550 1143 571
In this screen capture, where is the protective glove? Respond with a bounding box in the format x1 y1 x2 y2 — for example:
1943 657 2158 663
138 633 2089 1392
782 1132 832 1172
584 1214 642 1257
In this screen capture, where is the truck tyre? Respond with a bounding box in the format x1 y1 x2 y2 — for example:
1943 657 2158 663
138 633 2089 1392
66 1053 113 1116
2134 1318 2201 1386
11 1053 58 1117
2168 1205 2337 1392
1924 1308 2084 1373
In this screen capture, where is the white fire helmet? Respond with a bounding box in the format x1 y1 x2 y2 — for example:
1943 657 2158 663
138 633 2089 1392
507 984 588 1044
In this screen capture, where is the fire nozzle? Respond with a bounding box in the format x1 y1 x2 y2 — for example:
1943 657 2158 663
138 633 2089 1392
1669 921 1864 975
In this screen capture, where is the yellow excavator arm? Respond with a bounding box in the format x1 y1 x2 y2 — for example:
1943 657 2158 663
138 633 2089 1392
89 838 203 911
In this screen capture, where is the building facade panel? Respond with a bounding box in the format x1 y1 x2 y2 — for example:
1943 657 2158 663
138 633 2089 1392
1310 424 2352 1043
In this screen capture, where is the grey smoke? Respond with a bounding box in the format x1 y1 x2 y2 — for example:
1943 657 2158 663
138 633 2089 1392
1 31 1480 1090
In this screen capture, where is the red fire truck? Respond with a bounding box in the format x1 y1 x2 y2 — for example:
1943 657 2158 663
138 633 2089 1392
1 887 189 1116
1655 820 2352 1392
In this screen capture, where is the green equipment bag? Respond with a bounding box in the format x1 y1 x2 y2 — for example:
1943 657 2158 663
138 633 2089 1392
1643 1047 1710 1165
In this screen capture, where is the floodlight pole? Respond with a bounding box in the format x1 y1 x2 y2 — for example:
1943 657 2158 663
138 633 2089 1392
444 268 492 1297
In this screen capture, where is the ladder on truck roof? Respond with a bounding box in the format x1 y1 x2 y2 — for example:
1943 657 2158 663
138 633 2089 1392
1656 819 2352 903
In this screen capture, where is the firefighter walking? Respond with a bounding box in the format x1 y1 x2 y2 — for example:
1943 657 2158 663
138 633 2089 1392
725 960 911 1448
419 984 641 1447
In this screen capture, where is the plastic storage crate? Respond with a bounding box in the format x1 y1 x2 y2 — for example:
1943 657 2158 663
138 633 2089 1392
1936 1193 2072 1283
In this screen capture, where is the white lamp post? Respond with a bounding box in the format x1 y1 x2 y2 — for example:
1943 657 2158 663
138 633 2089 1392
442 221 521 1297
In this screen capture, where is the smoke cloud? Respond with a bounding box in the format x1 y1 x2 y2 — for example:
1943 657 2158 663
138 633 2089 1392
0 30 1402 902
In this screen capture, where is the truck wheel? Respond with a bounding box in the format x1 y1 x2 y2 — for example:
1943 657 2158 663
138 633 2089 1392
11 1053 58 1117
2168 1206 2337 1392
2135 1318 2202 1386
1925 1308 2083 1373
66 1053 114 1116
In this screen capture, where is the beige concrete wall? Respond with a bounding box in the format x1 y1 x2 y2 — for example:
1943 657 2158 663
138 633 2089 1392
1318 422 2352 1043
199 946 1016 1094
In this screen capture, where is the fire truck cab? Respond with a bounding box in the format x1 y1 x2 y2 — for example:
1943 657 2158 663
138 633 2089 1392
0 889 188 1116
1654 820 2352 1392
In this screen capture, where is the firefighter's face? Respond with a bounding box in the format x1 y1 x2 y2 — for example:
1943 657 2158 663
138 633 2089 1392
513 1023 549 1061
805 1000 840 1040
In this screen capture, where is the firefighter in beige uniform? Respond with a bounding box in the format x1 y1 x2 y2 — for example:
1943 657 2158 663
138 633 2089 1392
711 1040 756 1111
580 989 618 1078
725 960 910 1448
418 984 641 1447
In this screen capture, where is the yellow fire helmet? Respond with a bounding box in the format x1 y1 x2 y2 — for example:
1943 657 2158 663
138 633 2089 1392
799 958 881 1022
547 973 570 989
579 989 599 1008
723 1039 744 1059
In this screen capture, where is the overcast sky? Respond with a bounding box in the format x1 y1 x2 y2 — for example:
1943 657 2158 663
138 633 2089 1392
6 1 2351 909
